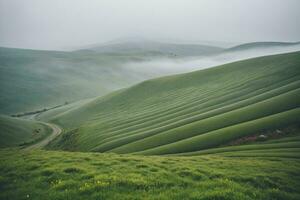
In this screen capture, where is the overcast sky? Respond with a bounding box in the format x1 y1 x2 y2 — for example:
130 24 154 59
0 0 299 50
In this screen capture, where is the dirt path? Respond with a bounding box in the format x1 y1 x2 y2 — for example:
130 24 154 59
24 122 62 150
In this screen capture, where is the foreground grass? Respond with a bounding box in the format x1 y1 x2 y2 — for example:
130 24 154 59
1 149 300 200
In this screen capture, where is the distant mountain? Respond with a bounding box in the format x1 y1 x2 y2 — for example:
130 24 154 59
227 41 300 52
77 38 224 57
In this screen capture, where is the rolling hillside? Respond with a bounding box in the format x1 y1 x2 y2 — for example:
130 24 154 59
39 51 300 154
0 115 51 148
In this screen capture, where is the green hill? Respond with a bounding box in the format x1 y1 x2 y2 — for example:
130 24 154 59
39 51 300 154
0 115 51 148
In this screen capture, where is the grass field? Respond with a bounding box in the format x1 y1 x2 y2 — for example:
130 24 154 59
0 115 51 148
1 149 300 200
38 51 300 154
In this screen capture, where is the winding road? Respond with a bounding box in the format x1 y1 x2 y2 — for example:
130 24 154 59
24 116 62 150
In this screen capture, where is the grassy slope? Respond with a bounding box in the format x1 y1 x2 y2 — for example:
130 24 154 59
41 51 300 154
0 115 51 148
1 149 300 200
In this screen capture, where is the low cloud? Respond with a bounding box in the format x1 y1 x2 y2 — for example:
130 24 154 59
122 44 300 79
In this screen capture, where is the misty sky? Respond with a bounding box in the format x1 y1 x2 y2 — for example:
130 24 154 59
0 0 300 50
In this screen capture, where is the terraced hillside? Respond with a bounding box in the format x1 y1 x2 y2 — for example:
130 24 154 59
39 51 300 154
0 115 51 148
